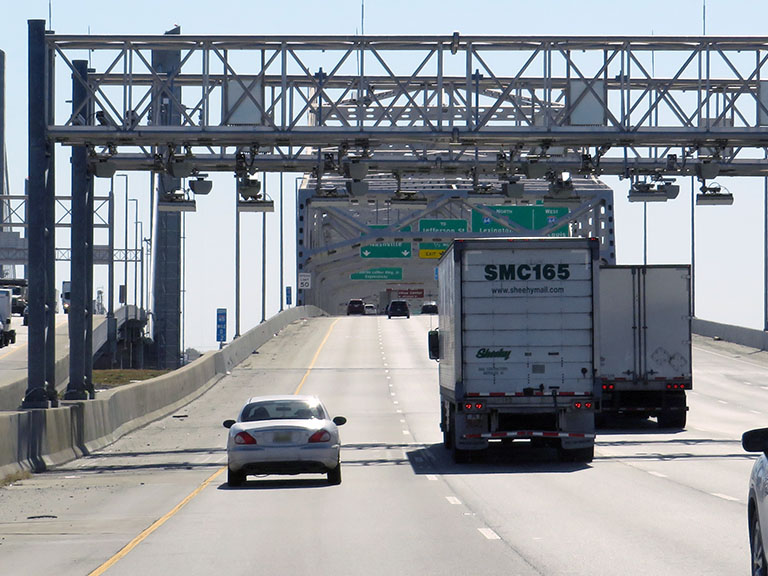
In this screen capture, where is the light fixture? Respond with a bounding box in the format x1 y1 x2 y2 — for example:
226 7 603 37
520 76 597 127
237 177 262 200
189 177 212 195
627 179 679 202
523 160 550 179
387 191 428 208
90 158 117 179
167 155 194 179
158 193 197 212
696 182 733 206
237 199 275 212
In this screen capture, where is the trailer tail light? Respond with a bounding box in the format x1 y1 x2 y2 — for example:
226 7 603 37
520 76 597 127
666 383 688 390
464 402 485 411
573 401 593 410
234 431 257 445
602 383 615 391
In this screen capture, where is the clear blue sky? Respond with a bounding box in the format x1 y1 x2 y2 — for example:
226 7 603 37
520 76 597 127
1 1 765 350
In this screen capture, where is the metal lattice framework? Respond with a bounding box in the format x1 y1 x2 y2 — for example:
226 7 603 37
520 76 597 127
47 33 768 179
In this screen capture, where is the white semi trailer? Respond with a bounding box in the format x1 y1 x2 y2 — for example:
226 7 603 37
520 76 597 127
0 289 16 347
597 265 692 428
428 237 599 463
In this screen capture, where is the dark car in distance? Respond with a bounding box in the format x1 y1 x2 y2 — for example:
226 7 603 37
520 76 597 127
346 299 365 315
421 301 438 314
388 299 410 319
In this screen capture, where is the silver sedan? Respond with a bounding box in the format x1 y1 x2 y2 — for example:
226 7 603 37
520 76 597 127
223 395 347 487
743 427 768 575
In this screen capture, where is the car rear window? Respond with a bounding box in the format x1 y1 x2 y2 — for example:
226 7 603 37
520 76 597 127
241 401 326 422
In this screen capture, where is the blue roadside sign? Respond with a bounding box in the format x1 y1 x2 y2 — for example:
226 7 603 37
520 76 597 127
216 308 227 342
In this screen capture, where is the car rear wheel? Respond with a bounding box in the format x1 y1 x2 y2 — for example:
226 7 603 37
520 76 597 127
227 467 245 487
327 461 342 485
752 507 767 576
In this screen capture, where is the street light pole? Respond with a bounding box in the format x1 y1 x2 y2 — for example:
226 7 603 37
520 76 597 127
129 198 139 309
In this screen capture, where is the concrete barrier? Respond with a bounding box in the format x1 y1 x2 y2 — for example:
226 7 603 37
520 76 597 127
692 318 768 350
0 306 326 481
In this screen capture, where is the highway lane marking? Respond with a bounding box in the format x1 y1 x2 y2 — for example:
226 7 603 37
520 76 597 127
718 400 729 405
711 492 740 502
293 318 339 395
648 471 667 478
426 475 438 481
445 496 461 505
89 316 337 576
88 467 226 576
478 528 501 540
751 410 762 415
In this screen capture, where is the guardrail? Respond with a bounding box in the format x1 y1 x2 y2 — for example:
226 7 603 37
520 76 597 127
0 306 326 480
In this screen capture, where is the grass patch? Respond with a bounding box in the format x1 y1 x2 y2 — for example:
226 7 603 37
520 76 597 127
1 469 32 487
92 369 170 389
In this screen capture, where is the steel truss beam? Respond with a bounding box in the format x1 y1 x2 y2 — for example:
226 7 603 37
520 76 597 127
45 33 768 178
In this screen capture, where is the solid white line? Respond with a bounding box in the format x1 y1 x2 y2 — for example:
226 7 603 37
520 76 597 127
478 528 501 540
711 492 740 502
445 496 461 505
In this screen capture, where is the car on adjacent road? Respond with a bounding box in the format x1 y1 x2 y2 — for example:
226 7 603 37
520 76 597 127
223 395 347 486
387 299 410 319
346 299 365 315
743 427 768 574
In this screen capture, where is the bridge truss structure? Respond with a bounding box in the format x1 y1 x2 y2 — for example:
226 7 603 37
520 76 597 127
24 23 768 405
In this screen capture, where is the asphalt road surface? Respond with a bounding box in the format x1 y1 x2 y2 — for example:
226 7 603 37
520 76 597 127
0 315 762 575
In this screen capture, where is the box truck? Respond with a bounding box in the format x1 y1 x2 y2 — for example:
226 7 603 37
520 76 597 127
597 265 691 428
428 238 599 463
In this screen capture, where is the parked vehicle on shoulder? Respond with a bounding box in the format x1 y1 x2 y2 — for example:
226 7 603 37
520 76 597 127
223 395 347 486
387 299 410 319
742 427 768 575
346 299 365 315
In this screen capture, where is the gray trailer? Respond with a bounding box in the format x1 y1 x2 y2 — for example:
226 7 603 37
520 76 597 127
428 237 599 463
597 265 691 428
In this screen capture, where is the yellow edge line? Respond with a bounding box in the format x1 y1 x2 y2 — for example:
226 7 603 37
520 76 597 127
89 466 225 576
89 316 340 574
293 318 339 395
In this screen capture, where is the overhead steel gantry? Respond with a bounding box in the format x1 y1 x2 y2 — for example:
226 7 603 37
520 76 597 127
24 22 768 406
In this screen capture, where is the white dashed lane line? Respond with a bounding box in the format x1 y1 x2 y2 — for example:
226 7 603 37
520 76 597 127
711 493 740 502
445 496 462 505
478 528 501 540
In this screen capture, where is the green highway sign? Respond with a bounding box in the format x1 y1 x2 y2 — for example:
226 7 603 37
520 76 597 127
471 205 570 236
360 242 412 258
419 219 467 233
350 267 403 280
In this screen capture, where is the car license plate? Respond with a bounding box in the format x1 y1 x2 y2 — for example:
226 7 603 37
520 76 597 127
273 431 292 443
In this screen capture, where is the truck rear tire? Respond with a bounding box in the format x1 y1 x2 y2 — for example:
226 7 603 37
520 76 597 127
559 445 594 463
658 410 686 429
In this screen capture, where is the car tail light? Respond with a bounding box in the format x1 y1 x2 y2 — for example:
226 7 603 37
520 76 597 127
308 429 331 443
602 383 615 391
573 401 593 410
234 431 257 445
